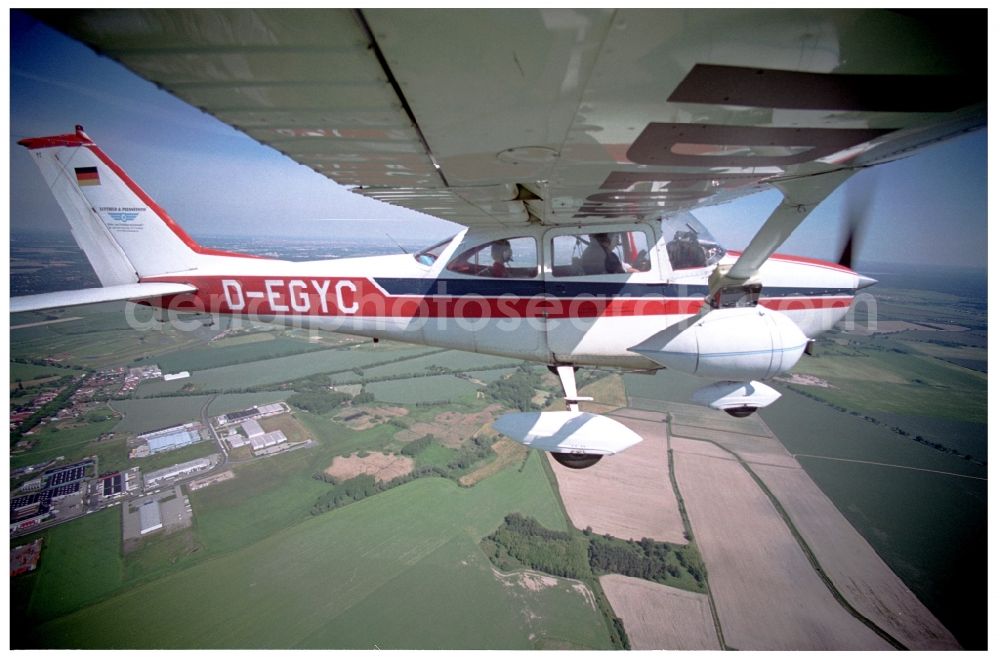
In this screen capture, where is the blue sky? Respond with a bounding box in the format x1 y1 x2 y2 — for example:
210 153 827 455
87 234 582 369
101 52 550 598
9 11 988 267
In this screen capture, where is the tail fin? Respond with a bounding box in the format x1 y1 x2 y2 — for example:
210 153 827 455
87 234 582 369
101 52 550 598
18 126 201 284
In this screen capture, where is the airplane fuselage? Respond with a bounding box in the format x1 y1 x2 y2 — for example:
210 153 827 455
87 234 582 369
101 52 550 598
142 223 869 371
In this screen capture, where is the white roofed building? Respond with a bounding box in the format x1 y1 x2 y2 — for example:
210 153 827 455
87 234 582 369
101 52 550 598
139 501 163 535
251 430 287 454
242 419 264 438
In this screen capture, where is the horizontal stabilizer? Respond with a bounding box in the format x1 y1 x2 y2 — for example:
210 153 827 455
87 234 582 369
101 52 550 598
494 411 642 455
10 282 198 314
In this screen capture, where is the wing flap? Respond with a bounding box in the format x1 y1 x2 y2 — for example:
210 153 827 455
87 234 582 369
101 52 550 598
10 282 198 314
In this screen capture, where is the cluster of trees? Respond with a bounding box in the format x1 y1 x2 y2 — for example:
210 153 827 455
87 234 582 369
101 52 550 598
586 531 704 587
400 434 434 457
484 365 542 411
445 434 494 473
402 433 495 473
482 513 591 579
481 514 706 591
481 514 632 649
285 371 375 413
288 390 352 414
310 473 381 512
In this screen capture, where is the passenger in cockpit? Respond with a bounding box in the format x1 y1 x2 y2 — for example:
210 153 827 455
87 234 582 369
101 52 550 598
581 233 635 274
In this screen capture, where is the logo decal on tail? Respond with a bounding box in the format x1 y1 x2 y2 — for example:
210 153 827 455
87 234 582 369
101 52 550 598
104 207 144 223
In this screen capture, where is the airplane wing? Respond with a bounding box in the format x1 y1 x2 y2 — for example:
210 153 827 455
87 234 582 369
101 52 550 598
35 9 985 229
10 282 198 314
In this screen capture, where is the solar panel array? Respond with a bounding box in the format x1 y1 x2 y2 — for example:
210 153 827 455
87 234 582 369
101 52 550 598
102 473 123 497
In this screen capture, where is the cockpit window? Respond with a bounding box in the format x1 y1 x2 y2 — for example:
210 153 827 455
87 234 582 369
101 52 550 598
445 236 538 278
414 235 456 266
662 215 725 270
551 230 652 277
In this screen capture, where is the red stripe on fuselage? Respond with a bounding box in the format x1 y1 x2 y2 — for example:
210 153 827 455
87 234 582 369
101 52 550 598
726 250 855 274
143 274 852 319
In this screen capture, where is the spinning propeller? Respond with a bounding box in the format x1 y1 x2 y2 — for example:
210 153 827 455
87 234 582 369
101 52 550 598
836 174 876 271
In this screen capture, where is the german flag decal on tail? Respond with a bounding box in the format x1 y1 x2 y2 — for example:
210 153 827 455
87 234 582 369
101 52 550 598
75 166 100 186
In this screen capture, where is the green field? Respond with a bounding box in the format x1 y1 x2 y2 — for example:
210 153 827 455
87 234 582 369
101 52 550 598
761 388 986 479
358 349 521 378
20 456 610 649
111 396 213 434
151 336 328 373
137 345 438 395
789 346 987 422
13 507 124 625
10 304 211 369
10 361 84 384
11 419 120 472
367 374 478 405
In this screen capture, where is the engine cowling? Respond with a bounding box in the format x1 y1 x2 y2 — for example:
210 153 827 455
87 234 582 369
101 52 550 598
630 306 808 381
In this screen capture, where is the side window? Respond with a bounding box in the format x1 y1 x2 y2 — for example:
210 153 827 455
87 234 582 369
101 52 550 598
445 236 538 278
551 230 651 277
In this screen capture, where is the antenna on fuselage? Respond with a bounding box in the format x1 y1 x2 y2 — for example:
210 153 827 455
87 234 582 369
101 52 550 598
385 232 409 254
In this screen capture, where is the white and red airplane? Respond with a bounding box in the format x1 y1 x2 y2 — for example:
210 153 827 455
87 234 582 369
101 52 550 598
13 10 985 468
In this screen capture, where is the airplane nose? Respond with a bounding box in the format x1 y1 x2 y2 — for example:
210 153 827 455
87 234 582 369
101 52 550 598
856 274 878 290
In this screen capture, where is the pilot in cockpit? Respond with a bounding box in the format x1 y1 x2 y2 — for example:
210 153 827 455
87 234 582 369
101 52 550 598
490 239 512 277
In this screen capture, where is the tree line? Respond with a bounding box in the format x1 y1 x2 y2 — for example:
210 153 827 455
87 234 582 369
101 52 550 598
482 513 706 591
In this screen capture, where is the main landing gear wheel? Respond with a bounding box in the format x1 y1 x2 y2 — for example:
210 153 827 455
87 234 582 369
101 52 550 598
551 452 603 469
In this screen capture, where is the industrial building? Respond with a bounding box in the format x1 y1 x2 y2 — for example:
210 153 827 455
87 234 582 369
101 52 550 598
143 457 214 489
10 539 43 576
139 423 203 455
11 458 95 532
241 419 264 438
218 402 287 425
121 485 194 550
226 430 249 449
250 430 287 454
138 501 163 535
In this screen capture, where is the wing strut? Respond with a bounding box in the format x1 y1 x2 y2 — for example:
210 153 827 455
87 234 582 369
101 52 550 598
707 169 854 308
555 365 593 413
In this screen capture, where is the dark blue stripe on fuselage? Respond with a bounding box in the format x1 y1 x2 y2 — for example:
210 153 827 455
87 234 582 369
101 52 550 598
374 278 855 299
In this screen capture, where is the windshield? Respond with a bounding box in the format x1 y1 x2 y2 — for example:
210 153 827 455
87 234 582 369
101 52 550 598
414 234 457 266
662 214 725 270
